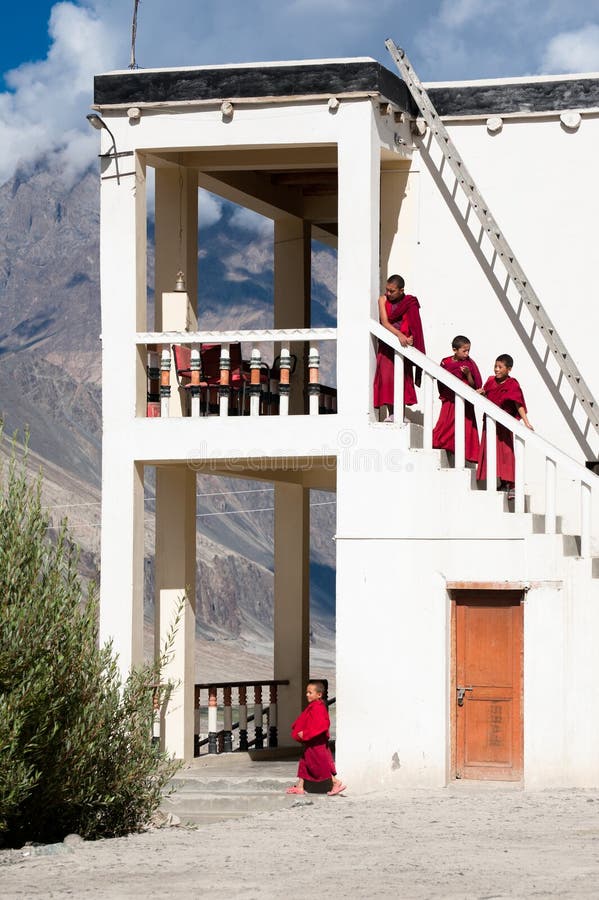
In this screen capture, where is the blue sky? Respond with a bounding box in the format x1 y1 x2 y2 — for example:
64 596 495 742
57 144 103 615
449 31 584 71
1 0 599 186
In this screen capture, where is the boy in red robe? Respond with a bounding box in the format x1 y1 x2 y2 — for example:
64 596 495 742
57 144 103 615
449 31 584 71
373 274 426 421
432 335 482 462
286 681 347 796
476 354 533 497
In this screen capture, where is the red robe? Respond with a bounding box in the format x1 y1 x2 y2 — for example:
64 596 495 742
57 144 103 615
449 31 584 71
476 375 527 483
373 295 426 408
432 356 482 461
291 699 336 783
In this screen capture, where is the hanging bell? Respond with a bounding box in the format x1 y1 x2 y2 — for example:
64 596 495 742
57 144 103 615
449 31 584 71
174 271 186 292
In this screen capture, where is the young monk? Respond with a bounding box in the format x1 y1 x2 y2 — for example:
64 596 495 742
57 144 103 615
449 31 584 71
432 335 482 462
373 274 425 422
286 681 347 797
476 354 533 497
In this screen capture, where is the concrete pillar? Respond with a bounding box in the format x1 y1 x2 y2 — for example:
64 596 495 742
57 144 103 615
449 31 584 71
99 150 147 674
274 217 311 414
154 166 198 330
273 483 310 744
337 103 380 417
380 160 418 291
155 466 197 760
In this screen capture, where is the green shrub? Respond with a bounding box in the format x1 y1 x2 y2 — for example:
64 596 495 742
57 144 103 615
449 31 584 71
0 437 179 846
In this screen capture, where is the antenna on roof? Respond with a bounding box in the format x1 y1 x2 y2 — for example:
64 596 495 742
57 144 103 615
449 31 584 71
129 0 141 69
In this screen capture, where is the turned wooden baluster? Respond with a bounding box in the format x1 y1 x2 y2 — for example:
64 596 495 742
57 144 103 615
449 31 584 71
238 685 248 752
278 345 291 417
268 683 278 748
190 347 201 418
223 685 233 752
219 344 230 417
146 348 161 418
160 347 171 417
208 685 218 754
254 684 264 749
249 349 263 416
308 346 320 415
152 686 161 745
193 684 201 757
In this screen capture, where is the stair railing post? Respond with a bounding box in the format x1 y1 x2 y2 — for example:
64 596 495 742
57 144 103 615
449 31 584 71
485 417 497 491
268 683 278 748
146 348 160 417
423 372 434 451
250 348 262 416
190 347 201 418
254 685 264 749
160 347 171 417
223 686 233 752
219 344 230 417
581 481 592 558
238 685 248 751
193 685 201 757
393 349 404 424
454 394 465 468
545 457 557 535
514 435 525 513
208 685 218 754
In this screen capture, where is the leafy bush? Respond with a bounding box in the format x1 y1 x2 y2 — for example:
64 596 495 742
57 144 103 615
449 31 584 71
0 437 179 846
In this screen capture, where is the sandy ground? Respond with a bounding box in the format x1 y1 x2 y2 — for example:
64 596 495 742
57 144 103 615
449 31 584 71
3 785 599 898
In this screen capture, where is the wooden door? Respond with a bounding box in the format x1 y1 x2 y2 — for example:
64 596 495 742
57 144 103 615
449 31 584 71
454 592 523 781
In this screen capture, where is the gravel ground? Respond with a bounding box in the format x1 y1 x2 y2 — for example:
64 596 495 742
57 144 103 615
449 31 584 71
3 785 599 898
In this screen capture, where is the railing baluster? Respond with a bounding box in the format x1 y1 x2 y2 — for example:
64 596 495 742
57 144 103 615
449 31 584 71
454 394 465 468
238 685 248 751
514 435 525 513
393 350 404 423
308 346 320 415
223 686 233 752
485 417 497 491
278 344 291 416
208 685 218 754
250 348 262 416
581 481 591 558
190 348 202 418
423 373 434 450
219 344 230 417
160 347 171 417
545 457 557 535
147 349 161 417
269 683 278 748
193 685 201 757
254 685 264 749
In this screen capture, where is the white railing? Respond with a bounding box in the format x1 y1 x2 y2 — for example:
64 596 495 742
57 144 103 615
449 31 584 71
139 328 337 419
371 320 598 557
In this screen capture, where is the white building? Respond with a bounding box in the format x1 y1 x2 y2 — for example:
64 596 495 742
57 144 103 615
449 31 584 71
93 56 599 789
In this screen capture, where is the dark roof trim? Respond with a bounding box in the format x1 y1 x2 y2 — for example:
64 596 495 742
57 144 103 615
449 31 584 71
94 60 418 113
428 78 599 117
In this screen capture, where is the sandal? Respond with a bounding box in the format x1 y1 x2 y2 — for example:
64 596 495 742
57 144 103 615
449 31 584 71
285 785 305 794
327 782 347 796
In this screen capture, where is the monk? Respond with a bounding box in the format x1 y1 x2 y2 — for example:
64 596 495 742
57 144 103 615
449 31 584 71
476 354 533 497
373 274 425 421
285 681 347 796
432 335 482 462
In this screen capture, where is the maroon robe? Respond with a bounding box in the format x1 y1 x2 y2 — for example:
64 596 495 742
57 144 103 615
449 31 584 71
432 356 482 461
291 699 336 783
373 294 426 408
476 375 527 483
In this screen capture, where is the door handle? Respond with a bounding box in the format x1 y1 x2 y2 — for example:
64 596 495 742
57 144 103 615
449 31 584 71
457 685 473 706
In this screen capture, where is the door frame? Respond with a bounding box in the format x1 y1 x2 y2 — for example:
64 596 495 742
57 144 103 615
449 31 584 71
448 583 525 783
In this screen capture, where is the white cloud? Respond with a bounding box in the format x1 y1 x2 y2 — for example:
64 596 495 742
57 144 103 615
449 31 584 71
0 2 117 185
199 190 223 228
540 24 599 73
438 0 489 29
229 207 272 237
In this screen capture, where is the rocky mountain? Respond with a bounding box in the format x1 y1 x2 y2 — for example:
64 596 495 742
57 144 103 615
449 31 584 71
0 159 337 676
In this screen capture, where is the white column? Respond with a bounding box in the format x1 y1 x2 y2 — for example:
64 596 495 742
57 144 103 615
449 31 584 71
274 483 310 744
154 166 198 330
337 104 380 418
155 466 197 760
99 151 147 674
274 217 311 414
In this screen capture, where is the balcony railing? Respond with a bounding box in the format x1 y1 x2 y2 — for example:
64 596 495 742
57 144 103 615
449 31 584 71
138 328 337 418
193 679 290 755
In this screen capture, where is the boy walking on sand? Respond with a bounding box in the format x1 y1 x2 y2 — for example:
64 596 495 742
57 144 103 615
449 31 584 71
286 681 347 796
